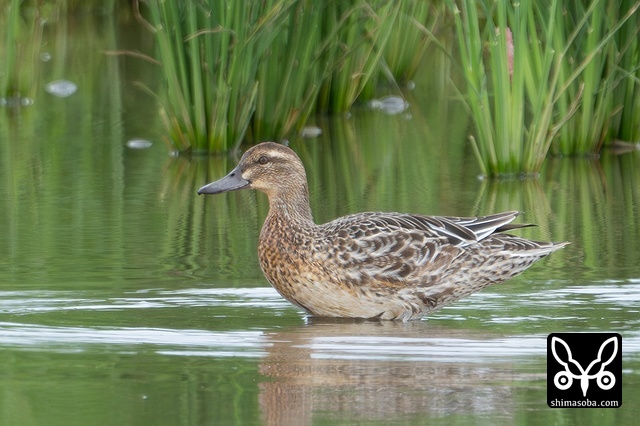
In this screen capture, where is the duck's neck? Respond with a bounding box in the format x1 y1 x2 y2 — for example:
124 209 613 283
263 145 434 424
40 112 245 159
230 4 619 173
266 182 315 227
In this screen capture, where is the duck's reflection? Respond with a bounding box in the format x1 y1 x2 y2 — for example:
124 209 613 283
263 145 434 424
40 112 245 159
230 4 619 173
258 319 524 425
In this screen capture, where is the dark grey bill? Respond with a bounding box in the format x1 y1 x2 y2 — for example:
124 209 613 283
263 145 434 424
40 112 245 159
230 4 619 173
197 166 249 195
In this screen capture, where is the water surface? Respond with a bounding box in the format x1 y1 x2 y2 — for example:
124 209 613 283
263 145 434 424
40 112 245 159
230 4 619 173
1 11 639 426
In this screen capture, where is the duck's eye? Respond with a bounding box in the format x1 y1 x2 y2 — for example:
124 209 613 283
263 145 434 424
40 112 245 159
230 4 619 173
258 155 269 165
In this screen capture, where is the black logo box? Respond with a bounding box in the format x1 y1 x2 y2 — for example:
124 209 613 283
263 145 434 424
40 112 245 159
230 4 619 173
547 333 622 408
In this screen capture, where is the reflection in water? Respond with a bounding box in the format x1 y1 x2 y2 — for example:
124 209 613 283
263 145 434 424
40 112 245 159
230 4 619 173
258 321 523 425
474 155 640 281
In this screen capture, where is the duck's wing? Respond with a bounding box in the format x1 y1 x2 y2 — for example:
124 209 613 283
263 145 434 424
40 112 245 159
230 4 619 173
435 210 527 243
324 210 522 246
317 211 523 286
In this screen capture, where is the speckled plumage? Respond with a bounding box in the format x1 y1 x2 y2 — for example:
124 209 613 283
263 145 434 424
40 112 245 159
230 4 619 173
198 142 568 321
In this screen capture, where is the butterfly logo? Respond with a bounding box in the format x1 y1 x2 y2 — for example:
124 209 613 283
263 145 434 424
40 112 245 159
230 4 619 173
551 335 618 397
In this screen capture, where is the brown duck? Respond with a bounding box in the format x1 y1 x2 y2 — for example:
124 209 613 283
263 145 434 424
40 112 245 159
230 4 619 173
198 142 567 321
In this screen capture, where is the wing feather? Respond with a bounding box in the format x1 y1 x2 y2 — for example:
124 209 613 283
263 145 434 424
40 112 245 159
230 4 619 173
313 210 534 287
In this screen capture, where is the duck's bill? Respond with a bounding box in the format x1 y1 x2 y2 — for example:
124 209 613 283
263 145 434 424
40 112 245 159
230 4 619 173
197 167 249 195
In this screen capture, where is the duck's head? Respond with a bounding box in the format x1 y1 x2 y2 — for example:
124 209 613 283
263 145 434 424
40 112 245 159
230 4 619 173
197 142 307 198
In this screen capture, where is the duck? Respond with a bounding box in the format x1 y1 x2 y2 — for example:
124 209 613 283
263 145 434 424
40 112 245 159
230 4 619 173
198 142 568 321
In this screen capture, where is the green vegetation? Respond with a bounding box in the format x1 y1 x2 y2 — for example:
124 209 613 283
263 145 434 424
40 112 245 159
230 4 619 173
145 0 263 153
1 0 125 106
553 0 640 155
144 0 640 172
451 0 640 176
314 1 401 113
3 0 640 176
382 0 440 85
613 0 640 144
251 1 329 142
1 0 44 105
449 0 640 177
144 0 413 153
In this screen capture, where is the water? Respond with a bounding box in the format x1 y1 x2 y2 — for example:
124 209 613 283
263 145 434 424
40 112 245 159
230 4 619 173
1 11 640 426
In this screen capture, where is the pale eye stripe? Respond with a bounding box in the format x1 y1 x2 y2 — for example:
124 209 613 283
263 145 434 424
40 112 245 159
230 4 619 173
262 150 291 161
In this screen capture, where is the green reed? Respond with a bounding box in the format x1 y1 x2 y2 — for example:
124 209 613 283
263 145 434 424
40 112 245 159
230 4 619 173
145 0 267 153
552 0 614 155
316 1 401 113
1 0 19 99
449 0 556 177
250 0 329 142
613 0 640 143
449 0 640 177
383 0 441 84
553 0 640 155
145 0 405 153
1 0 44 105
254 0 407 139
2 0 123 105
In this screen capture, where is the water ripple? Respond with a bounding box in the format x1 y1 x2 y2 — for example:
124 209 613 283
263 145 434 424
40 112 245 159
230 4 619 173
1 284 639 361
0 321 267 357
300 332 640 362
304 334 547 362
0 287 290 314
